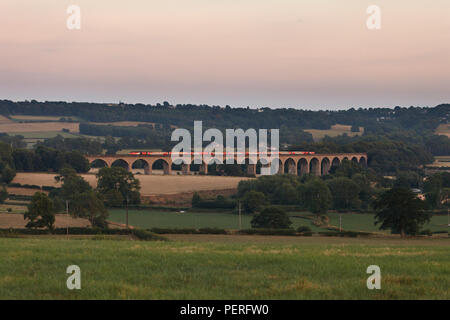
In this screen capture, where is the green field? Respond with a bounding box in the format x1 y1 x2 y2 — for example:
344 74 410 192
327 212 449 234
108 209 323 231
108 209 449 234
0 237 448 299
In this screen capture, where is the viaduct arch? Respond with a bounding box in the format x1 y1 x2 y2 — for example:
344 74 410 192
86 153 367 176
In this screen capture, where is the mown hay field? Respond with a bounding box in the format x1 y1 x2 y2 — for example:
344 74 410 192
9 115 77 121
435 124 450 138
0 213 91 229
12 173 250 196
0 237 448 299
305 124 364 141
0 121 80 133
428 156 450 168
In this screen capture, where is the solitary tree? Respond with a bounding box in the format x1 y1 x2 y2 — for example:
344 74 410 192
1 165 16 184
96 167 141 206
24 192 55 232
0 186 7 204
373 187 430 237
69 190 108 227
50 167 93 211
192 192 202 207
251 206 292 229
51 167 108 227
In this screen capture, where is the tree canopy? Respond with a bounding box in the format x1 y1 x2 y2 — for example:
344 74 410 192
251 206 292 229
24 192 55 232
96 167 141 206
373 187 430 237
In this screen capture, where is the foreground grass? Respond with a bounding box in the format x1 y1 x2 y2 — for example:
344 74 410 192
0 237 448 299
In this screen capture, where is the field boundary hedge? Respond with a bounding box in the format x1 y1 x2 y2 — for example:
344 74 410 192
0 227 167 241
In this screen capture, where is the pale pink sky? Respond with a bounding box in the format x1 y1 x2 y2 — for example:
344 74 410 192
0 0 449 109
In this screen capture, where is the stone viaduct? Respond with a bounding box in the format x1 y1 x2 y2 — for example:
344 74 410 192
86 152 367 176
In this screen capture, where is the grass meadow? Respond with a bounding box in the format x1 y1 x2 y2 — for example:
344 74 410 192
0 237 448 299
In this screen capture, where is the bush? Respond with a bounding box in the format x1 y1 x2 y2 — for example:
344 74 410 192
238 228 297 236
1 166 16 184
251 206 292 229
0 227 93 235
0 230 21 238
42 186 57 191
318 230 371 237
7 182 21 188
192 194 236 209
241 190 267 213
419 229 432 236
198 227 227 234
149 227 227 235
131 229 167 241
297 225 312 233
149 228 199 234
0 227 167 241
0 187 7 204
8 195 33 201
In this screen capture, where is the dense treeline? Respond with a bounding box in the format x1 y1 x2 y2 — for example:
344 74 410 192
79 123 173 150
1 100 449 177
39 130 447 175
289 134 439 174
1 100 448 135
235 162 449 223
12 146 89 173
0 133 27 149
237 160 377 214
422 172 450 209
39 135 103 155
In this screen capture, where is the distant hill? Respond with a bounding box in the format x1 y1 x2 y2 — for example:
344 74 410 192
0 100 449 156
0 100 448 134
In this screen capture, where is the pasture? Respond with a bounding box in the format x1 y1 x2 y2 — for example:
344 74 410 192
435 124 450 138
94 121 156 127
9 115 80 122
0 237 448 299
0 122 80 133
305 124 364 141
108 209 449 234
428 155 450 168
